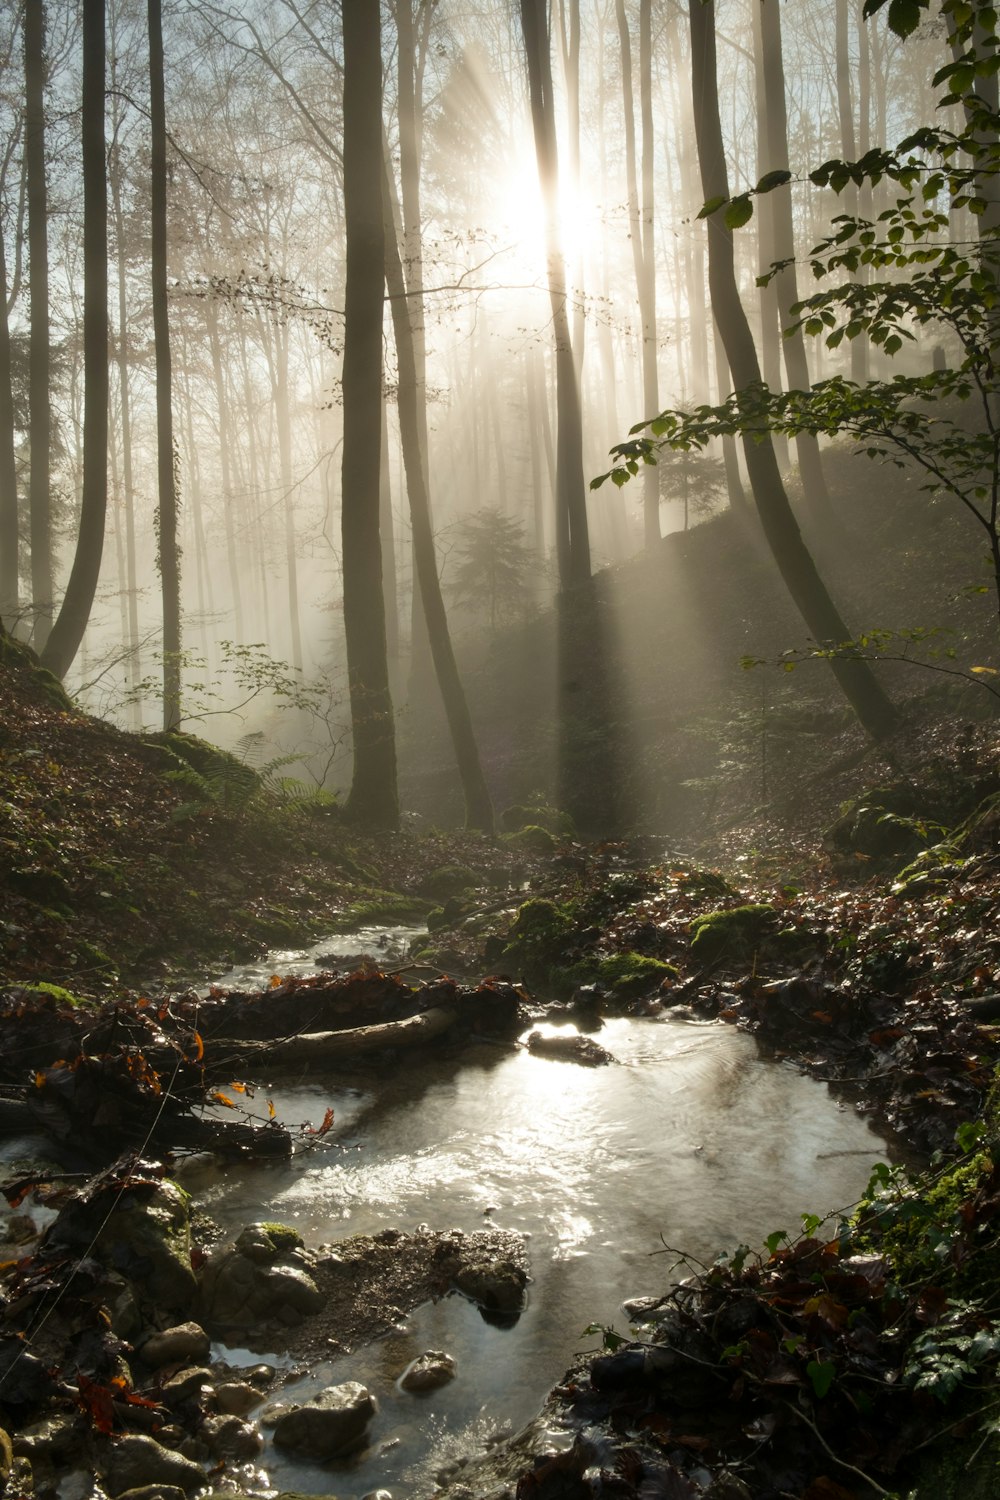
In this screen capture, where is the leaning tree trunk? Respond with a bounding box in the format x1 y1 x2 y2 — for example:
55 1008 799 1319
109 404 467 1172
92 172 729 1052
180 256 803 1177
40 0 108 681
687 0 896 741
341 0 398 829
148 0 181 730
520 0 590 588
382 155 495 835
24 0 52 650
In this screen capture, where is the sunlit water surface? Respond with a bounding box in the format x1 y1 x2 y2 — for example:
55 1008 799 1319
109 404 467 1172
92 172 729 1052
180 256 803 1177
197 930 893 1498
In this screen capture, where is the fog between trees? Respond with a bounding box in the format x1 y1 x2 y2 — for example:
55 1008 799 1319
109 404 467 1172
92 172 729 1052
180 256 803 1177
0 1 968 818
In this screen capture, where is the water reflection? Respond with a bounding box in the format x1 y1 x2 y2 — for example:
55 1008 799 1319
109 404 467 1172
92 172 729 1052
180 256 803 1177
202 1012 891 1498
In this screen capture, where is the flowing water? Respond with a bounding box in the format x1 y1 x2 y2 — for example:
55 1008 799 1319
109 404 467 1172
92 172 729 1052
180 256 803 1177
190 927 895 1497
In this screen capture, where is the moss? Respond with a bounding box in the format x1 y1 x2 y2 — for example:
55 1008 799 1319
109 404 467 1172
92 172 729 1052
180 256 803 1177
907 1418 1000 1498
500 802 575 838
502 824 557 855
258 1222 303 1252
595 952 678 994
337 891 433 925
0 633 74 711
418 864 481 899
23 982 83 1008
689 904 779 961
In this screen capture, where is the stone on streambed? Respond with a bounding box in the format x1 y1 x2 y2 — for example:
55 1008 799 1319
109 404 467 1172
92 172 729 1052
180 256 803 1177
138 1322 210 1369
44 1178 197 1318
199 1222 323 1330
272 1381 378 1460
400 1349 456 1392
103 1433 205 1496
453 1252 528 1313
526 1030 614 1065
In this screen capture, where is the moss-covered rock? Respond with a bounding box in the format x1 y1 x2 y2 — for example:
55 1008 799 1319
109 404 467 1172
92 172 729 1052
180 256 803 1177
418 864 481 899
689 904 779 961
502 824 557 855
560 950 677 997
501 897 577 979
500 802 575 839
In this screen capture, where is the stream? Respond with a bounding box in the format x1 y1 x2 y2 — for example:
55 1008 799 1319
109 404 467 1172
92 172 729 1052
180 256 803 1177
191 926 893 1498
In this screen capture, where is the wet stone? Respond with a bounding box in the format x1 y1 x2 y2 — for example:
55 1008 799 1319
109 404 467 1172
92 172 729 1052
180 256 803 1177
199 1412 263 1460
160 1366 214 1407
272 1381 377 1460
400 1350 456 1393
214 1379 263 1415
139 1323 210 1369
103 1434 205 1496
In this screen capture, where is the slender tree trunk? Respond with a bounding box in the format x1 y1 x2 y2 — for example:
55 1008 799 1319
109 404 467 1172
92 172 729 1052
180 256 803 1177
206 305 245 642
759 0 834 527
41 0 108 680
687 0 895 740
557 0 586 376
396 0 434 699
146 0 181 729
835 0 868 383
750 0 785 470
521 0 590 586
109 132 141 715
713 315 746 512
342 0 398 829
382 159 494 834
0 212 19 630
25 0 52 648
616 0 660 545
379 399 399 675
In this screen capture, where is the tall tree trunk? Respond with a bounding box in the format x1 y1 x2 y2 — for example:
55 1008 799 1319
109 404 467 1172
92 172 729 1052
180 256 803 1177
835 0 868 383
341 0 398 829
520 0 590 587
759 0 834 528
750 0 786 469
24 0 52 648
687 0 895 741
557 0 585 376
0 211 19 630
396 0 433 699
109 123 141 716
616 0 660 545
713 315 746 512
147 0 180 729
41 0 108 680
382 158 495 834
206 304 245 642
379 398 399 676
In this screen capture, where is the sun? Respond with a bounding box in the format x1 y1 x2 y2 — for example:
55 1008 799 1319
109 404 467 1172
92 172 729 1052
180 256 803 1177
493 143 603 276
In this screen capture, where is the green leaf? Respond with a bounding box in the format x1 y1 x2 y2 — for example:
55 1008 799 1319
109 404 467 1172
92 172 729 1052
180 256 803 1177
724 195 754 230
887 0 925 37
765 1229 789 1255
698 194 727 220
807 1358 836 1398
755 169 793 195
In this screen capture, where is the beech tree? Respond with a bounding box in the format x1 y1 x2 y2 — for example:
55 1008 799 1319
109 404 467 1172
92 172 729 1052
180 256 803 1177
341 0 398 829
148 0 181 731
40 0 107 681
520 0 590 588
24 0 52 648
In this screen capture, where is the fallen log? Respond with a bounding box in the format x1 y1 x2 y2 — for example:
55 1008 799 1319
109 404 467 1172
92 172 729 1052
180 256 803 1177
205 1003 461 1075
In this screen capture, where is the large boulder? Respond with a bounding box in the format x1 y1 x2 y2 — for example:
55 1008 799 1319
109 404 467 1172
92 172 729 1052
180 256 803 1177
45 1178 197 1317
272 1382 377 1460
103 1434 205 1496
199 1222 323 1331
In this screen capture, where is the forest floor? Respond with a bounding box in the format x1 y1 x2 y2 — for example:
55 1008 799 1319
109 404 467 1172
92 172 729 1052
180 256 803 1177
4 521 1000 1495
